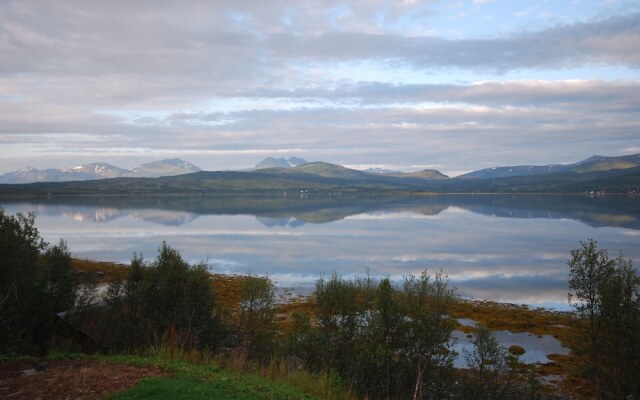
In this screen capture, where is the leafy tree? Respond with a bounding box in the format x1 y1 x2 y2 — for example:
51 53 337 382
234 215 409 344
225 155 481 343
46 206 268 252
0 211 44 351
31 240 77 351
0 210 84 354
313 273 363 377
102 246 221 353
361 278 406 399
308 271 457 400
42 240 76 314
403 271 456 400
103 255 148 352
140 243 214 345
238 274 276 361
568 239 640 399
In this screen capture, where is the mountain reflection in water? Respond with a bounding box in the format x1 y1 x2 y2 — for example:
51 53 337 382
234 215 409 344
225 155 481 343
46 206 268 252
1 194 638 309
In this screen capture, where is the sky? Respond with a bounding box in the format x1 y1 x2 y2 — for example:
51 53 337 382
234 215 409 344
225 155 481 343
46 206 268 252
0 0 639 176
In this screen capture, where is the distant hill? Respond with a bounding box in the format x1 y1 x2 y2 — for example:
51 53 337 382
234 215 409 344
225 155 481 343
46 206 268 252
1 155 639 196
255 157 308 169
0 158 202 184
459 154 640 179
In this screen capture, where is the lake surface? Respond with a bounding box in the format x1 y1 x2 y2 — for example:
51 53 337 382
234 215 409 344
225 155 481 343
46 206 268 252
1 194 638 309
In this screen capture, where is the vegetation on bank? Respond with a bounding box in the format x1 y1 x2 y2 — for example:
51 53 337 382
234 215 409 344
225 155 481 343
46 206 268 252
1 209 639 399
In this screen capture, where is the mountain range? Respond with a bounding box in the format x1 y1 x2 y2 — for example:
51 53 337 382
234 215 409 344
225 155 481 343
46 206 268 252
0 153 639 195
0 158 201 184
458 154 640 179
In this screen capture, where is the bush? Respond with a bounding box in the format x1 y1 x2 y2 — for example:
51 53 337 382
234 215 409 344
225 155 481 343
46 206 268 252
0 210 82 354
568 239 640 399
290 271 456 400
238 274 276 361
103 243 222 353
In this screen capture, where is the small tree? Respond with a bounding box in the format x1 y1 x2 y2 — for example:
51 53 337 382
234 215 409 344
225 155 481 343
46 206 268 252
42 240 76 314
31 240 77 352
568 239 640 399
139 243 217 351
238 274 276 361
314 273 363 376
363 278 406 399
0 210 84 354
403 271 456 400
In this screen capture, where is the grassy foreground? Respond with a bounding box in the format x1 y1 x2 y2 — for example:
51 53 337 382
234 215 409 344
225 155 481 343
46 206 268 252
100 353 348 400
108 365 320 400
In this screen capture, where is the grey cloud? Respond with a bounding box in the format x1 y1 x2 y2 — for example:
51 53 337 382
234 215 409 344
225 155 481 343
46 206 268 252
267 13 640 70
1 2 638 87
1 89 638 173
236 80 640 111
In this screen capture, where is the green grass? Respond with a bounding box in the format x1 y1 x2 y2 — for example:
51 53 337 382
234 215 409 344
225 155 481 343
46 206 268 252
109 374 319 400
93 353 339 400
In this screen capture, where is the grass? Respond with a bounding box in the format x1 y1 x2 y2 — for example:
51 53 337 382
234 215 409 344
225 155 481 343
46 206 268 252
109 374 320 400
94 352 351 400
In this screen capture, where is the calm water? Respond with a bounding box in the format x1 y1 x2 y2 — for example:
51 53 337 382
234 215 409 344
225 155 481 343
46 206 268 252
2 194 639 309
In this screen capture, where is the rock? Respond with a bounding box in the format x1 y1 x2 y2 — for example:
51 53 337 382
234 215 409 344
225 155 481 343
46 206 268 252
508 345 526 356
35 361 49 371
21 368 37 376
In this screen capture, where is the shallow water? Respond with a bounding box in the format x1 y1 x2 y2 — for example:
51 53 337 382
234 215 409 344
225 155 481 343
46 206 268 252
450 329 569 367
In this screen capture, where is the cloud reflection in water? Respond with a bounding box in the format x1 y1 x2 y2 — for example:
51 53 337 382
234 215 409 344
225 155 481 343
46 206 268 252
1 195 637 309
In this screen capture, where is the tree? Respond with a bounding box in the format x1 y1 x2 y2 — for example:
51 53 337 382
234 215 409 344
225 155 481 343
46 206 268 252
0 210 83 354
138 243 218 351
31 240 77 352
403 271 456 400
42 240 76 314
238 274 276 361
568 239 640 399
363 278 406 399
313 273 364 378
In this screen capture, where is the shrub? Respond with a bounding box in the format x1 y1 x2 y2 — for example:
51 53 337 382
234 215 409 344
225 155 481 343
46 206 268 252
568 239 640 399
0 210 82 354
238 274 276 362
103 243 222 353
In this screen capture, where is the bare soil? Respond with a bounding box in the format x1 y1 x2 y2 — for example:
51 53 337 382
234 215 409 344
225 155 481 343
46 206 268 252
0 359 170 399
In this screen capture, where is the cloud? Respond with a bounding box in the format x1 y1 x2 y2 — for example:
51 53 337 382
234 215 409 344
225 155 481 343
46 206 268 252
266 13 640 71
0 1 638 174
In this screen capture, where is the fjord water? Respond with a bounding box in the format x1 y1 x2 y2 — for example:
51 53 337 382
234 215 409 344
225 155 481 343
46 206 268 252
2 194 638 309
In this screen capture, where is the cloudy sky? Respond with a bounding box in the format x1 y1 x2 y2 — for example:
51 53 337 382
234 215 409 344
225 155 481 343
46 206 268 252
1 0 639 176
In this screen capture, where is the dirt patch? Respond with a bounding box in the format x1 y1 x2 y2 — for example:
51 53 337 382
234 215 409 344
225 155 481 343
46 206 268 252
0 359 170 399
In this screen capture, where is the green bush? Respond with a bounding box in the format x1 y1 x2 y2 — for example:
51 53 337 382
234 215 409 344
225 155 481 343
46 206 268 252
238 274 276 362
0 210 81 354
103 243 223 353
289 271 456 400
568 239 640 399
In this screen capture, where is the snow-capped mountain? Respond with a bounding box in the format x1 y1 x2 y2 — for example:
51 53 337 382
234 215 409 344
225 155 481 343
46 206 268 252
0 159 202 184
